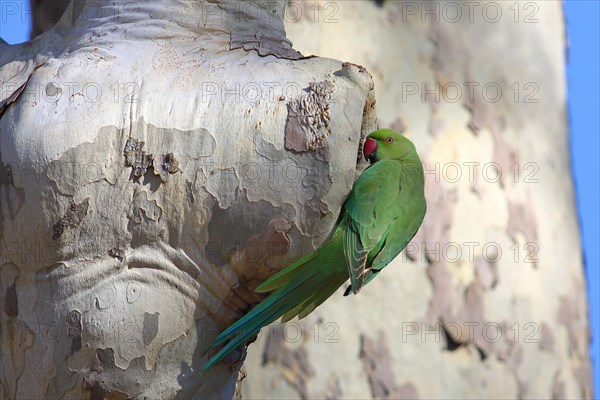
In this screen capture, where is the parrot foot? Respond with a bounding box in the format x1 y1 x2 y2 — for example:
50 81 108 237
343 285 353 296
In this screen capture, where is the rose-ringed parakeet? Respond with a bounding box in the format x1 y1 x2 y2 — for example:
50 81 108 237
204 128 426 370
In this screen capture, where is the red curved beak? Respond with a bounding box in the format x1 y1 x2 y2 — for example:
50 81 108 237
363 138 378 162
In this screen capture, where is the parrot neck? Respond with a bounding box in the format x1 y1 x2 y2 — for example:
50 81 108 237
399 153 425 186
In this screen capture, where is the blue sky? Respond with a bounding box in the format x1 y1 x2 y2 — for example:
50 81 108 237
564 1 600 395
1 0 599 395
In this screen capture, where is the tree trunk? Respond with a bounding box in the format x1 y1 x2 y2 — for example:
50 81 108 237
239 1 593 399
3 1 592 399
0 1 375 398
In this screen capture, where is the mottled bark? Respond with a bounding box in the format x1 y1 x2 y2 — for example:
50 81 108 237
241 1 593 399
1 0 375 398
5 1 592 399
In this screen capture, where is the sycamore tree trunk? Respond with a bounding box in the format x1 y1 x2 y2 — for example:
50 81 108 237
0 0 376 398
238 1 592 399
2 1 592 400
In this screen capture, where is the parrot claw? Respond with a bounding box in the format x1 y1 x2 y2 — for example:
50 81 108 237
343 285 353 296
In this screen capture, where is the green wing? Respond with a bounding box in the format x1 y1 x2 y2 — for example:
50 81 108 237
342 160 403 294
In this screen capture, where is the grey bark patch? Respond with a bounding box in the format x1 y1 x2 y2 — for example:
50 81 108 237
493 131 518 187
0 163 26 220
507 198 538 267
206 198 295 271
52 197 90 240
576 360 593 399
203 167 240 210
285 81 334 153
4 281 18 317
45 82 62 97
124 121 212 183
557 294 589 358
225 215 292 313
463 73 505 136
552 373 565 399
46 125 126 195
128 190 162 224
84 348 156 399
323 375 343 399
263 325 314 399
142 312 159 345
425 263 454 324
359 331 411 399
126 281 142 303
396 383 420 400
65 310 82 357
540 322 554 352
411 172 455 265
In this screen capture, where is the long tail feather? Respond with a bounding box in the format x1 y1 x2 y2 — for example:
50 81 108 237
254 250 319 293
203 239 346 370
209 269 318 348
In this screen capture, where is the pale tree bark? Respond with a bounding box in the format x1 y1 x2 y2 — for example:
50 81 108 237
3 1 592 400
238 1 593 399
0 0 376 398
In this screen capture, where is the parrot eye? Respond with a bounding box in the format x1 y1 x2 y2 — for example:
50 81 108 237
386 137 394 144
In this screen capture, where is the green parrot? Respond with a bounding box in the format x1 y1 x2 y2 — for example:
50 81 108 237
204 128 426 370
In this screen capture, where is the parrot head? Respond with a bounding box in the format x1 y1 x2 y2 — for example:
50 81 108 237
363 129 417 163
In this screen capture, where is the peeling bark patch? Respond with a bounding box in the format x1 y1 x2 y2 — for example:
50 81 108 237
4 281 18 317
124 139 180 183
108 247 125 262
358 90 378 165
142 312 159 345
65 310 82 357
52 198 90 240
231 35 304 60
285 81 334 153
84 348 156 399
220 1 304 60
153 153 180 182
360 331 413 399
0 62 46 118
234 367 247 400
263 325 314 399
124 138 154 179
